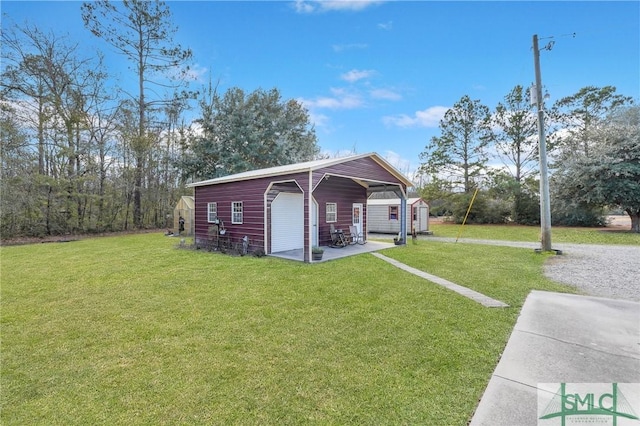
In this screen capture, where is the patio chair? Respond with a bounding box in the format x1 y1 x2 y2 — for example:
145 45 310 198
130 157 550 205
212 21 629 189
348 225 365 245
329 224 347 248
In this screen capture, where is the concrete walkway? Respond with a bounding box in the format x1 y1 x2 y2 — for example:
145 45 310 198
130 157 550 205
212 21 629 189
371 252 509 308
470 290 640 425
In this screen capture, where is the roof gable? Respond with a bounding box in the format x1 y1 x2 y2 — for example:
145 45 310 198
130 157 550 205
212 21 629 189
187 152 414 188
180 196 194 209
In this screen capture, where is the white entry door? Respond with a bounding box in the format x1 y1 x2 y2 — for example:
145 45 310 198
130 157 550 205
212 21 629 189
419 205 429 232
352 203 363 236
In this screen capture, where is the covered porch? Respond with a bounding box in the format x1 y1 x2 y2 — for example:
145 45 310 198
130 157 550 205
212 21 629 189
271 240 396 262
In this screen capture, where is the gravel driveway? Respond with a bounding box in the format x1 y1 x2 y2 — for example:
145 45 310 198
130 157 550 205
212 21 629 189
409 236 640 302
542 243 640 301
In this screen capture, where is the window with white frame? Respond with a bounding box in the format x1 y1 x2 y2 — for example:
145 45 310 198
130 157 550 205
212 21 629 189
326 202 337 223
232 201 243 224
208 202 218 223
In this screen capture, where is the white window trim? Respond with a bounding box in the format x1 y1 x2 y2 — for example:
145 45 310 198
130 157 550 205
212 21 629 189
326 202 337 223
232 201 243 224
207 202 218 223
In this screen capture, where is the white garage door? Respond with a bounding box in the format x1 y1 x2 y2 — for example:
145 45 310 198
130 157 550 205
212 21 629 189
271 192 304 253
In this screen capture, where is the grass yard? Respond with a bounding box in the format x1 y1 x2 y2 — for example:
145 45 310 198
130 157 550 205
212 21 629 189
2 233 575 425
429 222 640 245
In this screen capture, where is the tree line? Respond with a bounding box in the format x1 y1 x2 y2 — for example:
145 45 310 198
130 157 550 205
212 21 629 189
418 87 639 232
2 1 638 239
1 1 318 238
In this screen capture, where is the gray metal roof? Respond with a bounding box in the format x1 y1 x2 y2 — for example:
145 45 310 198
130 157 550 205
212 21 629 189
367 197 424 205
187 152 414 188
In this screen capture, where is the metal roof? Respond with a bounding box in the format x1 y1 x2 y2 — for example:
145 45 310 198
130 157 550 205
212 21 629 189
367 198 424 205
187 152 414 188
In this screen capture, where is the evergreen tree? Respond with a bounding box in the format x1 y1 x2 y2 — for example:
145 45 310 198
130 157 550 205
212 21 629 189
183 87 319 180
420 95 491 193
551 106 640 232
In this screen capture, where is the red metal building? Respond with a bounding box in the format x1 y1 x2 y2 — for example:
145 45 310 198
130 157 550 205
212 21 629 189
187 152 413 262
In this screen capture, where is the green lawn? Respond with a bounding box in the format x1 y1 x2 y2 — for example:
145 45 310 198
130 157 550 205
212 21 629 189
429 222 640 245
2 233 575 425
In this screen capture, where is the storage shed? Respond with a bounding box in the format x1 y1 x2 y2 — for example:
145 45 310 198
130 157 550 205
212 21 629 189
187 153 414 262
367 197 430 235
173 196 194 236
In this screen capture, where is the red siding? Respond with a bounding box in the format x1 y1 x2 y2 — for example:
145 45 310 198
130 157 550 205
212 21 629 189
192 155 407 261
194 173 310 253
313 178 367 246
194 179 269 251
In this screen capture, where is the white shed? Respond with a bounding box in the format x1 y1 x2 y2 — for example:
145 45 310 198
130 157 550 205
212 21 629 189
367 197 430 235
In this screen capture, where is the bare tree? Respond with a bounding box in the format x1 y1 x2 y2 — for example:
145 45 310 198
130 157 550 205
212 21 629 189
82 0 193 228
2 23 108 233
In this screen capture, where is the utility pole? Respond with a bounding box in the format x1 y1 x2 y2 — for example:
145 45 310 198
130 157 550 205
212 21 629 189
532 34 552 252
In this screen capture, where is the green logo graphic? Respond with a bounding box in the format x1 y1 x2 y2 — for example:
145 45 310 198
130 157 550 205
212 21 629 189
539 383 639 426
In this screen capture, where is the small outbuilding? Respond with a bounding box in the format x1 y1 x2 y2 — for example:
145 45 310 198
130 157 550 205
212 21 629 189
187 152 414 262
367 197 430 235
173 196 194 236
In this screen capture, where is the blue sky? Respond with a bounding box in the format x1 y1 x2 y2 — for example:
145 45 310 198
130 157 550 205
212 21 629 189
3 1 639 175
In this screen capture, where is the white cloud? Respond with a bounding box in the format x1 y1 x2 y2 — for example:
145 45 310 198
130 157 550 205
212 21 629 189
293 0 316 13
377 20 393 30
183 63 209 83
370 88 402 101
307 111 331 130
299 88 364 110
332 43 368 52
340 69 376 83
382 150 418 179
382 106 449 128
294 0 384 14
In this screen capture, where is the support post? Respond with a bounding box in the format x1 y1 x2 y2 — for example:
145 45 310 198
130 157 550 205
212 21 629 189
400 196 407 245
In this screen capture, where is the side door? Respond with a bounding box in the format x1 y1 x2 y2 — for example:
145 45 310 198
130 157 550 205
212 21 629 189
352 203 363 236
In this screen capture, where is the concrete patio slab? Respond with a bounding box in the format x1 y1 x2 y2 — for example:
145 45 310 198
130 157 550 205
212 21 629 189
270 240 395 262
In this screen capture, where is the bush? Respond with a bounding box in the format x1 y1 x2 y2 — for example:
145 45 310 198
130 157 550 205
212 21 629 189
428 199 451 217
551 202 607 227
450 192 510 225
513 192 541 225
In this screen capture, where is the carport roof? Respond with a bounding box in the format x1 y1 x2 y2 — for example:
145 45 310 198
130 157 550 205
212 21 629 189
186 152 415 188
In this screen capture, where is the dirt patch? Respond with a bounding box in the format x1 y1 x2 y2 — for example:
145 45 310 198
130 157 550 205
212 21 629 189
602 215 632 230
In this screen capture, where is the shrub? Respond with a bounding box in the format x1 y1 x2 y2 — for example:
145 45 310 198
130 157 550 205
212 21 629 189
551 201 607 227
513 191 541 225
450 192 510 224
